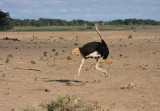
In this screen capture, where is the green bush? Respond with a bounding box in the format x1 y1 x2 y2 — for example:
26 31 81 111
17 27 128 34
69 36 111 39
7 54 14 58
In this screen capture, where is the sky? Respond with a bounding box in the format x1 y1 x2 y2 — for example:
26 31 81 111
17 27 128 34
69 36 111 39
0 0 160 21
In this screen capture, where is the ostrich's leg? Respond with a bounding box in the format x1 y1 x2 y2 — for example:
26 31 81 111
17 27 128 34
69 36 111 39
74 58 85 79
95 58 108 77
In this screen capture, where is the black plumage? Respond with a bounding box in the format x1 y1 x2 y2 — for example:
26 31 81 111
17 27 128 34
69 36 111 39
79 39 109 59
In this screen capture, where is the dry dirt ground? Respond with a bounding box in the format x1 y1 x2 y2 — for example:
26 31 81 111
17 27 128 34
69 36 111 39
0 29 160 111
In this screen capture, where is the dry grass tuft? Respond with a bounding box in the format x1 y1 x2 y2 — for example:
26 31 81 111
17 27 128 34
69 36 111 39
40 95 104 111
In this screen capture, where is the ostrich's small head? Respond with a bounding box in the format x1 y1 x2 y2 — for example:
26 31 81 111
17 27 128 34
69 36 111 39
71 48 80 57
95 23 99 27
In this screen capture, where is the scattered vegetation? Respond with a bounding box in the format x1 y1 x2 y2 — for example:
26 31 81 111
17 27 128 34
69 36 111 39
55 52 59 56
120 86 130 90
67 56 72 60
34 77 39 81
6 54 14 63
2 73 5 78
6 58 9 63
74 43 79 46
128 35 133 39
44 51 48 56
31 60 36 64
120 83 135 90
7 54 14 58
40 95 104 111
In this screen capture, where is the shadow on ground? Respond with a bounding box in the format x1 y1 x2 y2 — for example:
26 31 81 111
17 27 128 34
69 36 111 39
46 79 82 83
44 79 101 86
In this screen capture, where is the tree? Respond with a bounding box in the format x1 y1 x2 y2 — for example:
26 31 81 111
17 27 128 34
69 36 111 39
0 9 13 30
110 19 124 25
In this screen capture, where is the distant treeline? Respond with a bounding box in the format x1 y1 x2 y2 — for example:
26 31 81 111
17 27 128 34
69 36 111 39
109 19 160 25
13 19 94 27
1 9 160 31
13 18 160 27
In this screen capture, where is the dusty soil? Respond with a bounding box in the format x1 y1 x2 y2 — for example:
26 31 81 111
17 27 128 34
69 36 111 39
0 29 160 111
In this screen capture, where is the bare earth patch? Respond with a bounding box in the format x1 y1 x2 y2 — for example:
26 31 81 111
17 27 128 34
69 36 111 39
0 29 160 111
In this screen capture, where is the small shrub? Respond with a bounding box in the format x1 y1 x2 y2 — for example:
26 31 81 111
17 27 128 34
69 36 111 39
7 54 13 58
74 43 78 46
40 95 104 111
120 86 129 89
34 77 39 81
120 83 134 90
128 35 133 39
2 74 5 78
6 54 13 63
67 56 72 60
55 52 59 56
44 51 47 56
6 58 9 63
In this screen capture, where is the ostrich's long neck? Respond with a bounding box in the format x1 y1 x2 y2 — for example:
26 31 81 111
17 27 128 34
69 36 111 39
95 25 103 40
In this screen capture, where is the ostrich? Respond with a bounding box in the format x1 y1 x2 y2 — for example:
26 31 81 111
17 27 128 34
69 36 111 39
72 24 114 79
